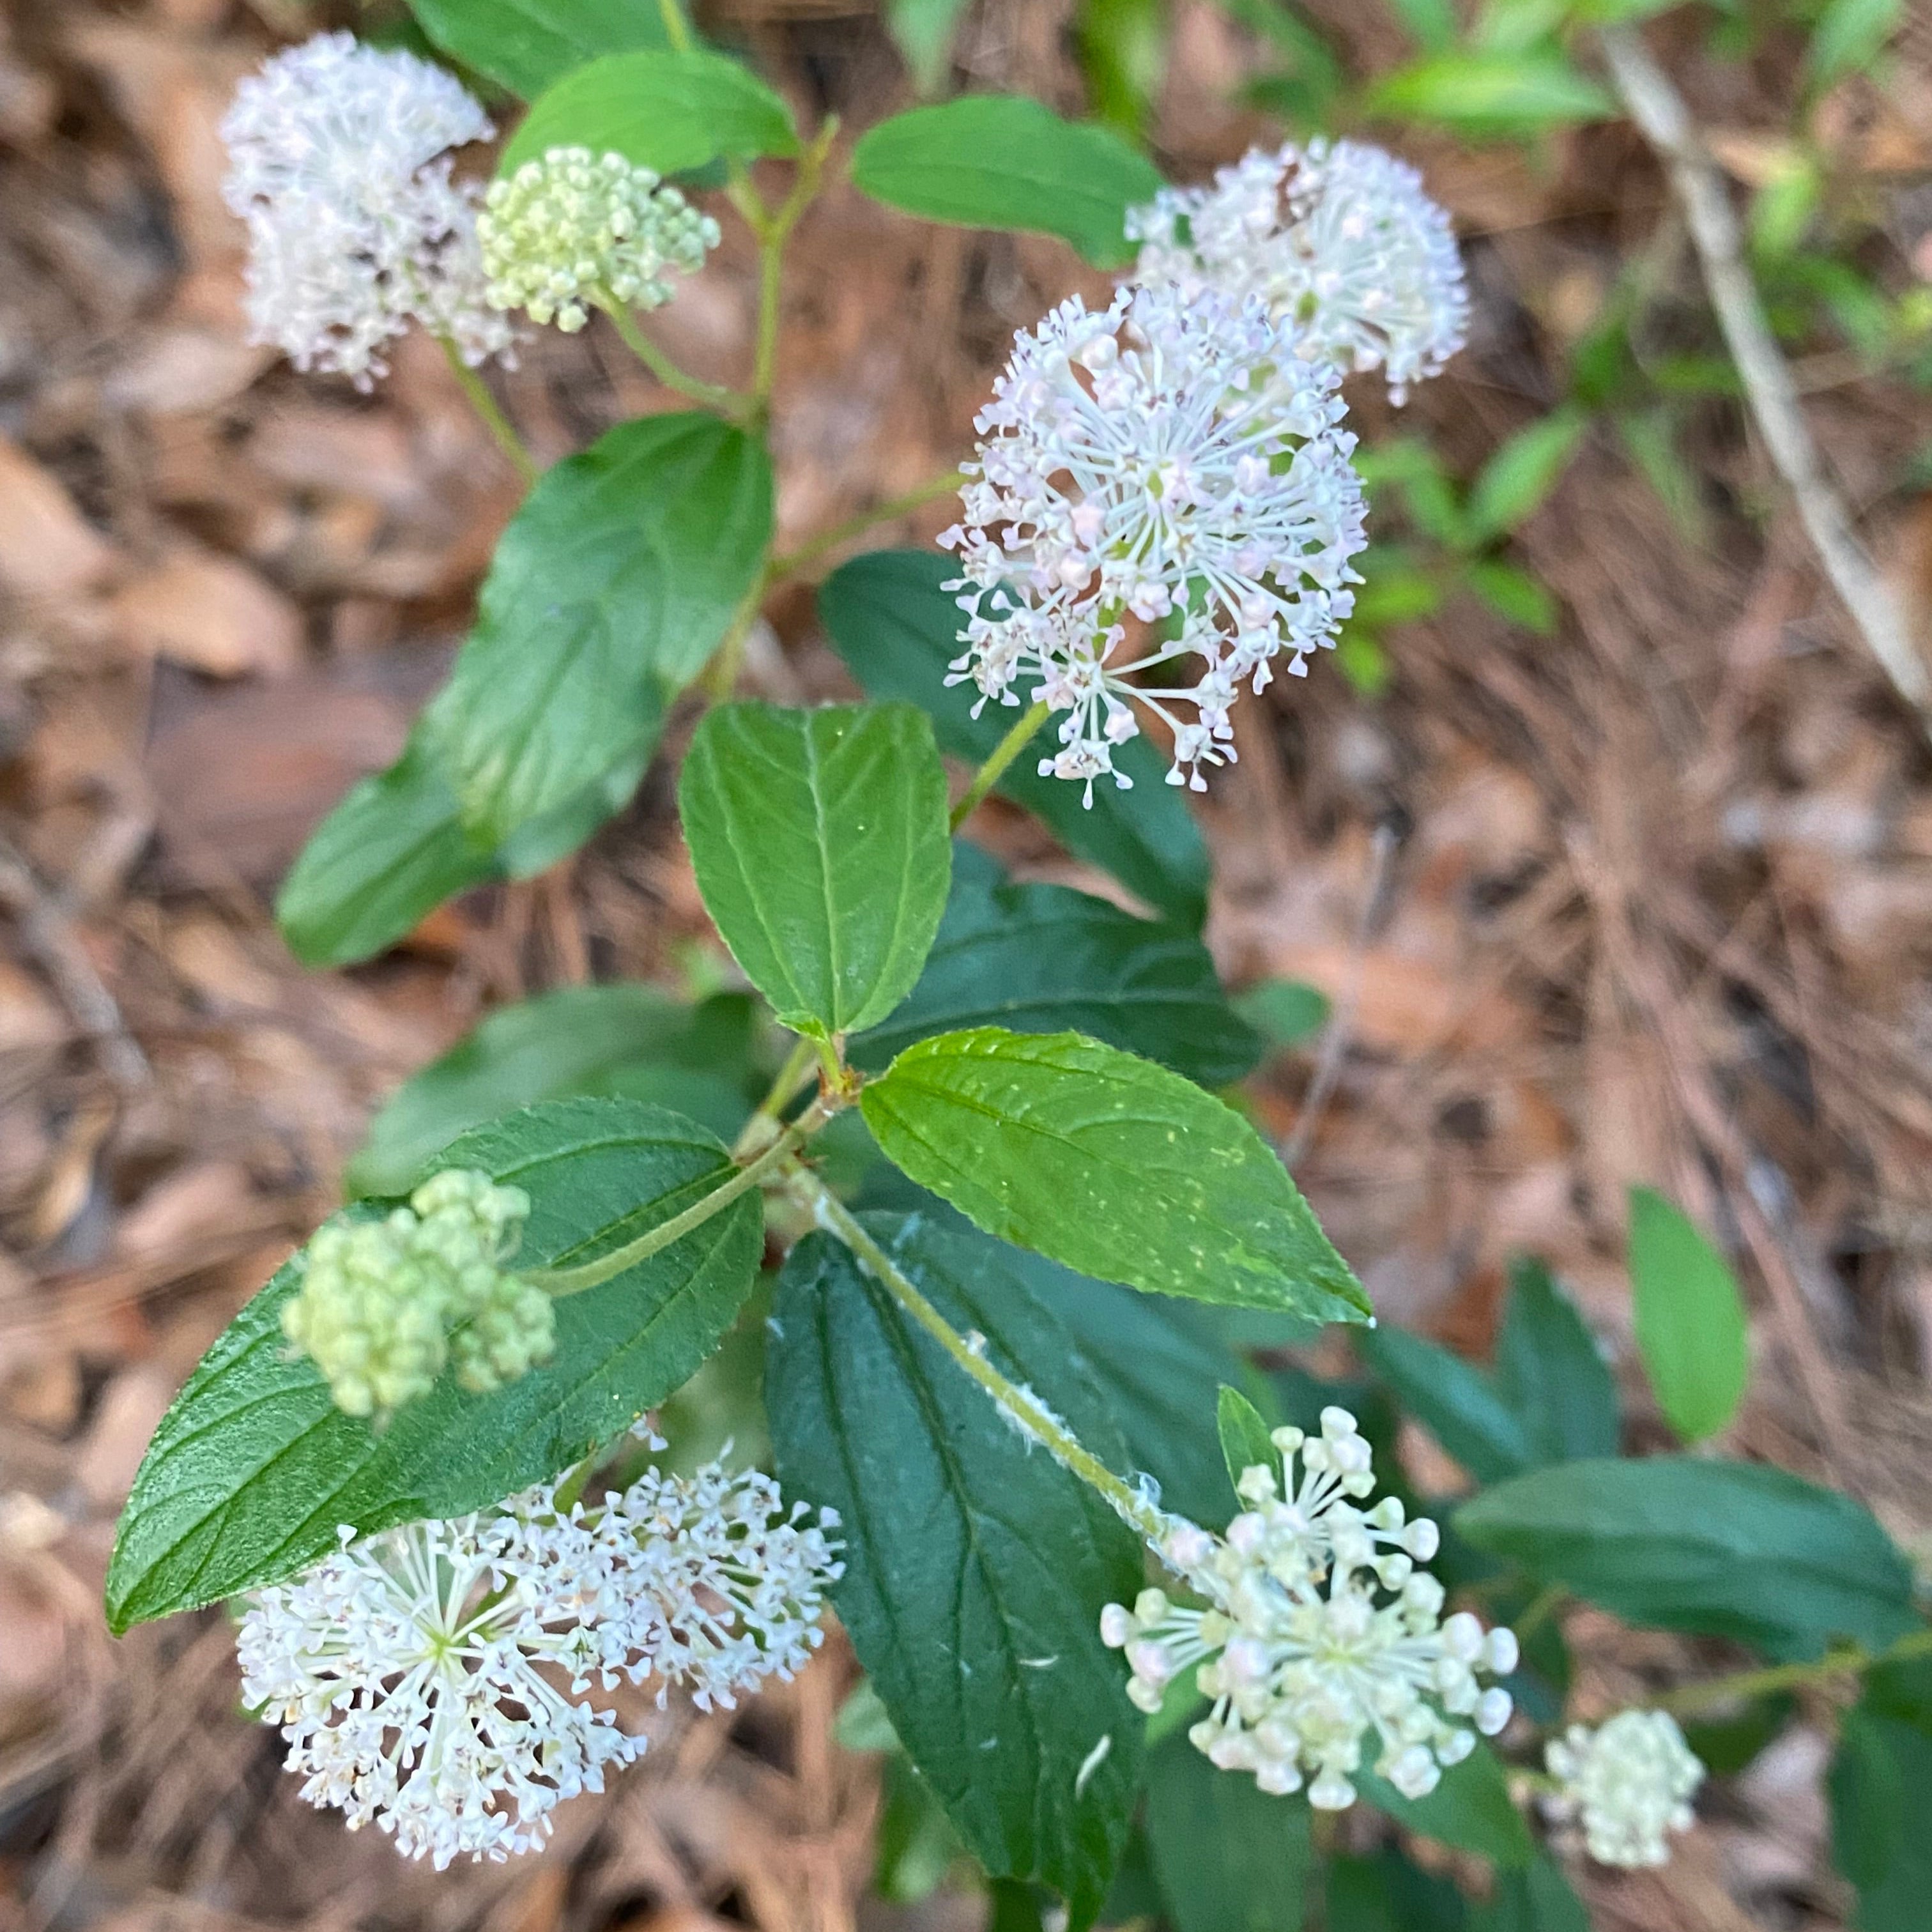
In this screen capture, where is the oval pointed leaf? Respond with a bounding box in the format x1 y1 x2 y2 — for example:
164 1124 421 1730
820 549 1209 927
852 847 1258 1083
408 0 670 98
680 701 951 1039
859 1027 1369 1322
1143 1736 1314 1932
852 95 1163 268
106 1099 762 1632
425 413 772 848
1455 1457 1918 1661
1473 1857 1591 1932
1216 1384 1276 1493
1360 1743 1534 1867
502 49 799 175
1628 1186 1750 1444
1494 1257 1620 1463
767 1216 1144 1929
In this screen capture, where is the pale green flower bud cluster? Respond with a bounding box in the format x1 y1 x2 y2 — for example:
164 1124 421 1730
479 147 719 332
281 1169 551 1422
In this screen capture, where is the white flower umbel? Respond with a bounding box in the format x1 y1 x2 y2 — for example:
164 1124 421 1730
513 1454 845 1711
1101 1407 1515 1809
479 148 720 332
940 283 1365 799
1544 1710 1705 1867
221 33 514 387
237 1512 643 1868
1129 138 1469 404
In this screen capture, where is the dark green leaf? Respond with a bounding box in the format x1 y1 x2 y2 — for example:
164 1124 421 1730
679 701 951 1041
851 847 1257 1083
348 985 755 1195
1830 1707 1916 1922
500 49 799 174
1366 51 1614 133
1464 409 1588 544
1359 1324 1535 1484
877 1752 970 1901
276 736 496 969
425 413 771 848
851 95 1163 268
407 0 669 98
1628 1186 1750 1444
1235 977 1330 1047
1360 1744 1533 1867
1326 1850 1467 1932
1681 1694 1794 1777
1494 1257 1620 1463
105 1100 763 1631
1471 1857 1590 1932
860 1027 1370 1322
1216 1384 1276 1493
1455 1457 1919 1661
1143 1734 1314 1932
766 1216 1144 1929
819 549 1209 926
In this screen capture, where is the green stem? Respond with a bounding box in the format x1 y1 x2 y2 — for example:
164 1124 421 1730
1653 1625 1932 1718
749 119 839 417
656 0 695 50
699 578 767 701
766 468 967 583
749 1034 818 1128
525 1096 838 1298
597 295 749 417
1511 1584 1568 1648
949 698 1051 830
440 339 537 484
791 1163 1171 1547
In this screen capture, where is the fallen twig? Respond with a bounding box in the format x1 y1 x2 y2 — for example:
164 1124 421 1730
1598 24 1932 739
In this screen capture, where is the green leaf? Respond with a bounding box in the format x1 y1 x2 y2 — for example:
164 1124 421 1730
1360 1744 1534 1867
1627 1186 1750 1444
407 0 669 98
865 1027 1376 1329
348 985 755 1195
851 845 1259 1084
1216 1384 1276 1493
850 96 1164 268
1326 1850 1467 1932
766 1215 1145 1929
1805 0 1902 91
1462 560 1558 634
1235 977 1330 1048
1387 0 1459 49
1471 1857 1590 1932
1494 1258 1620 1463
1366 51 1614 134
861 1027 1369 1322
1455 1457 1920 1661
1464 409 1588 544
679 701 951 1041
501 49 799 175
1337 629 1392 698
105 1099 763 1631
276 736 496 969
1681 1693 1795 1777
1830 1707 1920 1926
885 0 972 93
426 413 772 848
1143 1735 1314 1932
819 549 1210 926
1075 0 1169 137
877 1751 970 1900
1359 1324 1535 1483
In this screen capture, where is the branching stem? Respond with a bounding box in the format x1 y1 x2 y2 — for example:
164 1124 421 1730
788 1162 1172 1547
597 295 749 417
1653 1625 1932 1718
765 468 967 583
949 700 1051 830
440 339 537 484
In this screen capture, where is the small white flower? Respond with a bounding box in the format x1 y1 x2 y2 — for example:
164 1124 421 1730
1101 1406 1514 1809
221 33 515 387
239 1447 843 1866
1129 138 1468 404
1544 1710 1705 1868
479 148 719 332
941 282 1365 800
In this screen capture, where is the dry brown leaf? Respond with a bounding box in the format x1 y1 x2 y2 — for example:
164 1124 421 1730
109 549 304 678
0 432 119 602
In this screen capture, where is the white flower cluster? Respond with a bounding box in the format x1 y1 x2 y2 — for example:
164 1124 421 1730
1544 1710 1705 1867
280 1169 553 1423
479 148 720 332
238 1443 842 1867
940 283 1366 801
220 33 514 387
1101 1407 1516 1810
1128 138 1469 406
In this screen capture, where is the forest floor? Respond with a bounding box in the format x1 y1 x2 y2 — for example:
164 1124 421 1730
1 2 1930 1929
